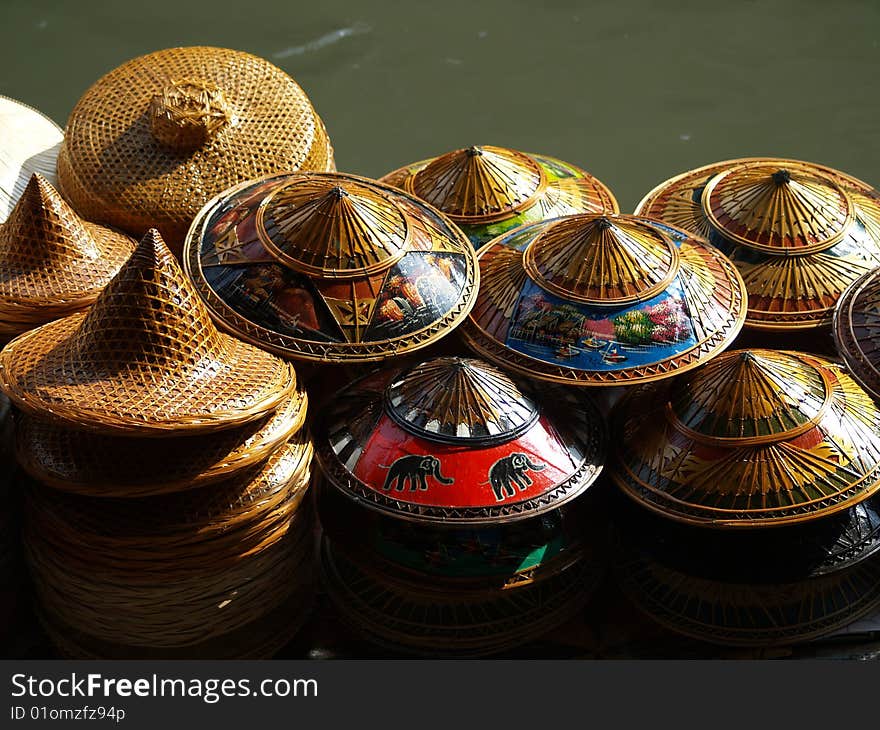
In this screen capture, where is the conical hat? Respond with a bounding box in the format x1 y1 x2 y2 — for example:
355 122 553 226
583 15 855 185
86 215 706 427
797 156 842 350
0 95 62 223
0 229 296 435
636 157 880 329
314 356 605 524
15 383 307 497
0 174 135 318
611 349 880 527
184 172 480 363
833 267 880 402
56 46 335 251
460 214 747 386
380 145 618 248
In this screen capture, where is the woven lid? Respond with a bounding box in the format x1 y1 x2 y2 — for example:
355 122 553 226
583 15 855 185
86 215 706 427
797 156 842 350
56 46 335 250
461 214 746 386
0 174 135 315
15 383 307 497
380 146 618 248
314 356 605 525
611 350 880 527
0 229 296 435
0 95 63 223
833 268 880 401
184 172 479 363
636 157 880 330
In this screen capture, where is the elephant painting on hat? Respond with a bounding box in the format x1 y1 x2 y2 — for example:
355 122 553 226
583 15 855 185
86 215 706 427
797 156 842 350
487 453 546 502
380 454 454 492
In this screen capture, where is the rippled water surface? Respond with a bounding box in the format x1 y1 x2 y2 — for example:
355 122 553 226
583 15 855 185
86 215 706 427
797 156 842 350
2 0 878 209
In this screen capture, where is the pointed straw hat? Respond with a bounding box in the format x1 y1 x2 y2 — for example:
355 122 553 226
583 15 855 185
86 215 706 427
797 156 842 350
0 96 63 223
0 174 135 323
833 267 880 402
0 229 296 435
56 46 335 253
381 145 618 249
14 382 307 497
636 158 880 330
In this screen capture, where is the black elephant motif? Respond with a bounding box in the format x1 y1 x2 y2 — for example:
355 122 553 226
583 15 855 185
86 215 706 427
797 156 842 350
487 453 545 501
380 454 454 492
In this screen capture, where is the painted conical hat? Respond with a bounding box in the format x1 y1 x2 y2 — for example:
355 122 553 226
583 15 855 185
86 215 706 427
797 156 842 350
56 46 335 252
14 383 307 497
0 174 135 318
833 267 880 402
636 158 880 330
611 349 880 527
314 356 605 524
460 214 746 386
0 229 296 435
184 172 479 363
380 145 618 248
0 96 62 223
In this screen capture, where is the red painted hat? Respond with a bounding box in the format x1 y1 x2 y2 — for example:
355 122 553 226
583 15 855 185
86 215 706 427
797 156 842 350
313 356 606 525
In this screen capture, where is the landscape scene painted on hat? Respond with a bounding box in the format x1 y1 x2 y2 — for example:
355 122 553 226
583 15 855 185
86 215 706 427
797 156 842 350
505 279 698 371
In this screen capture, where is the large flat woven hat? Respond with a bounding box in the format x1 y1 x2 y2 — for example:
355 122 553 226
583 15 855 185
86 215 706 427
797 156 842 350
56 46 336 251
460 214 747 386
0 95 63 222
635 157 880 330
184 172 480 362
611 349 880 527
380 145 618 249
833 267 880 401
0 229 296 435
0 173 135 321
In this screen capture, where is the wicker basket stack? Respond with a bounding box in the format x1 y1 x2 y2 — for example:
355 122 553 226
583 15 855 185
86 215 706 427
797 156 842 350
313 356 609 656
0 230 315 658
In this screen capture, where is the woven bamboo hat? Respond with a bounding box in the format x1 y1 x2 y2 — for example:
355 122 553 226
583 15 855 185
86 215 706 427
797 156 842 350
380 145 618 249
0 229 296 435
184 172 480 362
833 267 880 401
0 174 135 327
14 382 307 497
314 356 605 525
636 158 880 330
0 95 63 223
613 494 880 646
460 214 747 386
611 349 880 528
56 46 335 252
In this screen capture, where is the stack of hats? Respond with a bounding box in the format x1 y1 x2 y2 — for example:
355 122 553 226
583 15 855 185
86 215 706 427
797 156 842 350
636 157 880 333
0 173 135 345
380 145 618 249
609 348 880 646
57 46 336 254
313 356 608 656
0 230 314 659
0 95 63 222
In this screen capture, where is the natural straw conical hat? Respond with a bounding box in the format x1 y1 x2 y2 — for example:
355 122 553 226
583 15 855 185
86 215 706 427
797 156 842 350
0 95 63 223
56 46 335 252
0 229 296 435
0 173 135 316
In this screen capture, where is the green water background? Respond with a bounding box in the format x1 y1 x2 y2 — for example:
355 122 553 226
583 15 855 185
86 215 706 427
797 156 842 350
1 0 878 211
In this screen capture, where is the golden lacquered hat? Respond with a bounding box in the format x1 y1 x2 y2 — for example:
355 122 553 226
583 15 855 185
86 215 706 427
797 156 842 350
611 349 880 527
14 383 307 497
0 95 62 222
313 356 606 525
56 46 335 252
460 214 746 386
833 267 880 402
613 494 880 646
184 172 480 363
0 229 296 436
0 174 135 333
25 430 314 652
380 145 618 249
636 158 880 330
